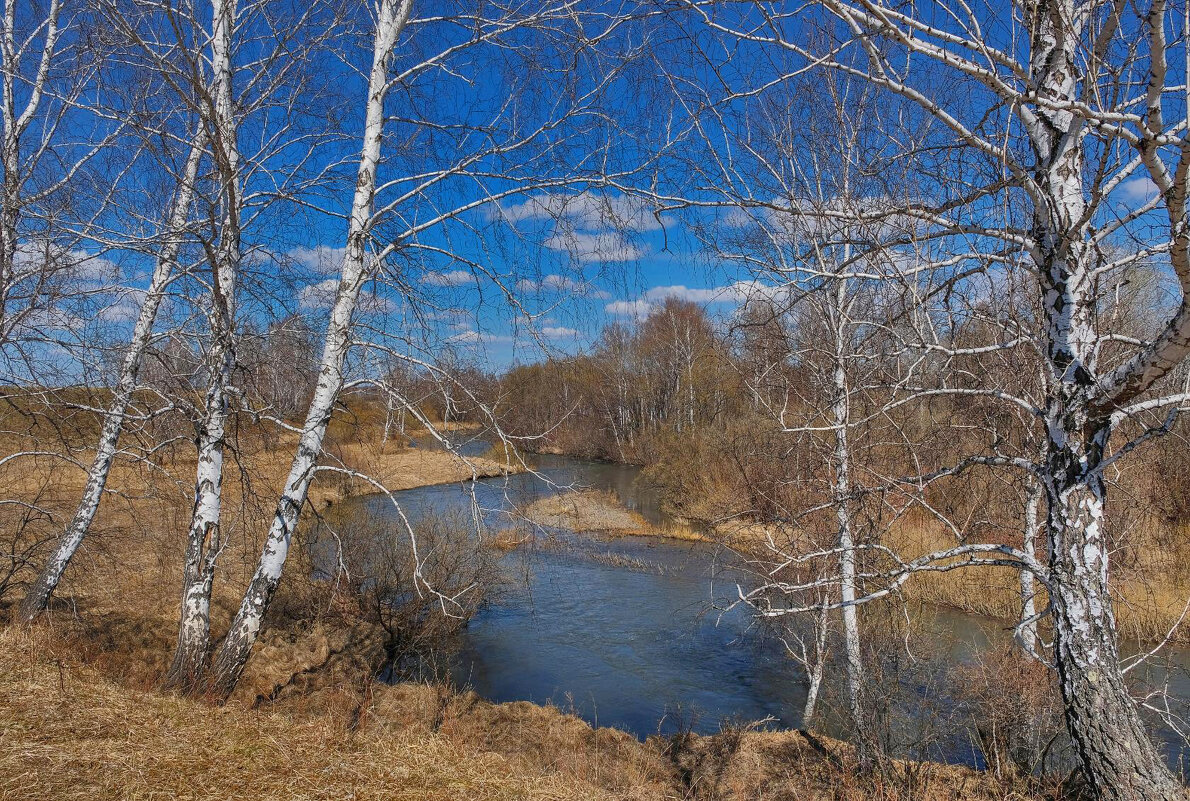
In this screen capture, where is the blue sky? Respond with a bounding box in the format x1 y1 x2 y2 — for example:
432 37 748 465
278 189 770 369
16 0 1183 382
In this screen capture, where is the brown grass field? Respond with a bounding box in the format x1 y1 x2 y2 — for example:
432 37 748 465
0 622 1040 801
0 401 1084 800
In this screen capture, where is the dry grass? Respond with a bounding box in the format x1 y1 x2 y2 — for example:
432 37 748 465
665 727 1039 801
522 490 711 542
523 490 651 534
0 627 672 801
884 513 1190 643
314 440 522 506
0 624 1044 801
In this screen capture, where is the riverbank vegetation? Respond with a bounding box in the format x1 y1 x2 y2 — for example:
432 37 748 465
0 622 1050 801
0 432 1049 799
491 298 1190 646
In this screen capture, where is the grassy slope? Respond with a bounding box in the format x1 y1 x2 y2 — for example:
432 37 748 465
0 629 666 801
0 625 1029 801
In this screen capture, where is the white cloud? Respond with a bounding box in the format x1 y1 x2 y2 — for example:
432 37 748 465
497 191 663 233
643 284 723 304
537 274 585 291
13 243 120 286
1119 177 1160 205
70 252 120 284
722 206 765 228
541 325 578 338
421 269 472 287
544 231 642 264
446 329 482 343
604 299 654 318
642 280 777 305
299 278 397 314
298 278 340 310
425 308 472 322
446 329 512 345
95 296 143 323
359 292 398 315
515 273 612 299
720 195 925 245
289 245 346 275
605 280 786 320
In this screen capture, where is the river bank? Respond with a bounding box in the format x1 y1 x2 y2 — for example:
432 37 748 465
0 624 1041 801
514 439 1190 645
0 423 1158 798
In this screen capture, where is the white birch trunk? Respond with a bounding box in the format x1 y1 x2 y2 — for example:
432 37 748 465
165 0 241 688
382 388 394 445
1017 476 1042 657
829 275 865 753
1044 432 1179 799
1029 11 1179 793
17 133 205 623
800 599 830 727
0 0 60 340
210 0 412 693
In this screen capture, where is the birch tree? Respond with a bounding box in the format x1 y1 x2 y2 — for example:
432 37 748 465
208 0 409 691
654 48 924 747
159 0 340 688
10 0 239 637
11 0 340 688
165 0 243 689
0 0 134 386
208 0 642 693
681 0 1190 795
0 0 99 353
16 130 204 623
0 0 191 618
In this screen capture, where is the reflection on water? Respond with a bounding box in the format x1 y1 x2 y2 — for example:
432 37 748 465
352 435 1189 771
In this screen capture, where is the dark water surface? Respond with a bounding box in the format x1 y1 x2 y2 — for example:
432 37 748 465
354 434 1190 771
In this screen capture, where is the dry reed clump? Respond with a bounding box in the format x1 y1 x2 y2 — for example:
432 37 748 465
659 726 1036 801
882 521 1028 623
225 620 390 707
884 512 1190 643
484 525 536 551
0 626 673 801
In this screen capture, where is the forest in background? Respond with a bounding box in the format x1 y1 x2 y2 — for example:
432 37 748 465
490 296 1190 640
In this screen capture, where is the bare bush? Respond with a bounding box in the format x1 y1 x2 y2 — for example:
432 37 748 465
298 508 498 679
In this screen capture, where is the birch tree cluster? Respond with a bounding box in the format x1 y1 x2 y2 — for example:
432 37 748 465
0 0 647 691
3 0 1190 798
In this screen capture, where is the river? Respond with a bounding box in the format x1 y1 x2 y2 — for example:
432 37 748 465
345 432 1190 773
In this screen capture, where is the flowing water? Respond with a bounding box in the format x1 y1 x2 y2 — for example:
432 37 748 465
346 431 1190 772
